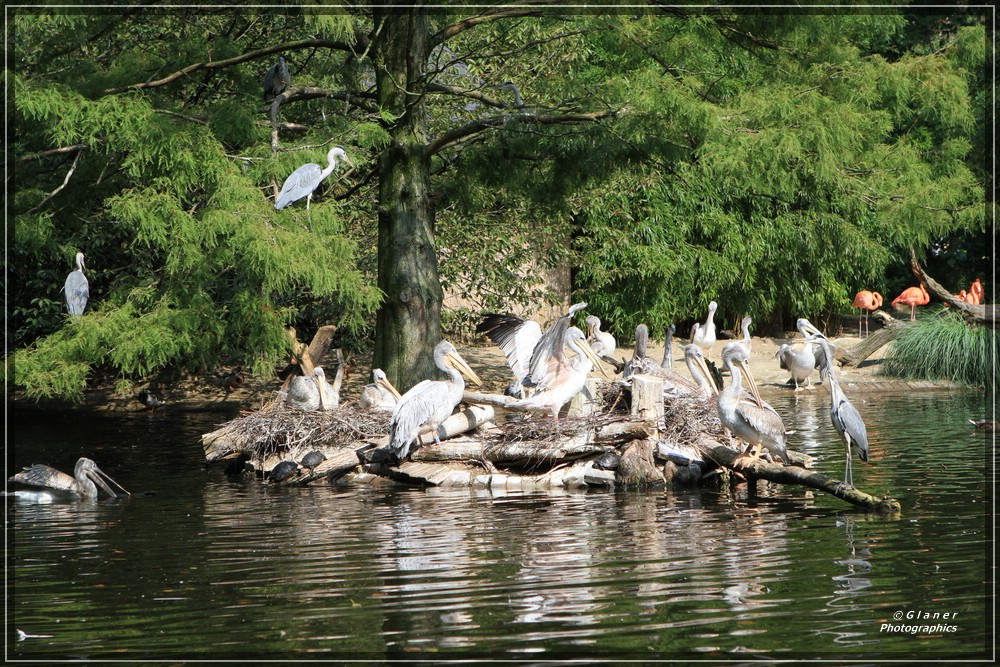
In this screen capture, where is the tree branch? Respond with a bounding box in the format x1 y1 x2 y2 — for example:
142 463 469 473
427 109 617 156
105 37 367 94
27 149 83 214
431 8 547 46
17 144 87 163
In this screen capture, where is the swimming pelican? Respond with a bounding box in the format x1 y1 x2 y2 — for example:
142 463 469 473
275 146 351 214
477 302 588 398
690 301 718 354
388 341 482 462
716 342 788 465
358 368 402 411
9 458 129 500
585 315 617 359
661 323 676 369
507 326 609 418
624 324 704 398
63 251 89 317
806 334 870 489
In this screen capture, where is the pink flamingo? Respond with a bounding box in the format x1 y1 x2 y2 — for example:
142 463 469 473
969 278 984 304
851 290 883 338
891 284 929 321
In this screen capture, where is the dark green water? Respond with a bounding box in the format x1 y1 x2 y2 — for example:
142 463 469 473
7 389 992 660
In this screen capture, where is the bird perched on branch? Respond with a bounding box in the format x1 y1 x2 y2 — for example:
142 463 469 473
63 252 89 317
275 146 351 216
263 56 291 100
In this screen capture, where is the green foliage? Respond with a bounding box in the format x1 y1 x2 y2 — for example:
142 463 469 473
881 309 994 387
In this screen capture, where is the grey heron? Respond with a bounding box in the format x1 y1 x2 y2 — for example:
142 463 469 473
690 300 718 354
63 251 89 317
275 146 351 214
716 341 789 466
9 457 129 500
496 81 526 112
263 56 291 100
358 368 402 411
806 333 870 489
388 341 482 462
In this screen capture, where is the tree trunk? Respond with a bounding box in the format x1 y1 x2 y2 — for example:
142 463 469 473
372 8 442 390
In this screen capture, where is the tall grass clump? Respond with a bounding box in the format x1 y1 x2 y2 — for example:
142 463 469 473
880 308 995 388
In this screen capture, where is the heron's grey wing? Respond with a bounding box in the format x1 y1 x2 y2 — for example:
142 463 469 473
64 272 89 316
275 163 322 209
9 465 77 492
833 391 869 454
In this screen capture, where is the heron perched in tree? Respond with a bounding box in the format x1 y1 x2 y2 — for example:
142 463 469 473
358 368 402 411
805 333 870 489
661 323 676 369
9 457 129 501
496 80 526 112
775 318 824 390
388 341 482 463
690 300 718 354
263 56 291 100
715 341 789 466
275 146 351 216
63 252 89 317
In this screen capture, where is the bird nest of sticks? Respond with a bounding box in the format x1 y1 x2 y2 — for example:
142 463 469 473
489 412 627 445
207 403 392 461
660 395 727 447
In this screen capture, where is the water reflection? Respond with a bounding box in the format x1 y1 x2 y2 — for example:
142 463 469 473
10 390 990 659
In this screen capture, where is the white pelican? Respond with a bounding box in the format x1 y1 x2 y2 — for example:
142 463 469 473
358 368 402 411
507 326 609 418
388 341 482 462
716 342 788 465
63 251 89 317
737 315 752 355
690 300 718 354
776 318 823 389
806 333 870 488
585 315 617 358
9 458 129 500
286 365 340 411
681 344 717 398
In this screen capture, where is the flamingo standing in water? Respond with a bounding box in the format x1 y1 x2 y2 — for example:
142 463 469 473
851 290 883 338
891 284 929 321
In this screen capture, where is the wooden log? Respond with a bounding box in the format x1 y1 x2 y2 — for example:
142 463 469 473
277 325 338 380
431 405 495 443
703 444 900 513
462 390 516 408
567 378 601 417
910 250 993 325
837 312 904 367
630 375 664 435
617 440 664 486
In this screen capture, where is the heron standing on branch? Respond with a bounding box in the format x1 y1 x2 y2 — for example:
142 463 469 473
63 252 89 317
275 146 351 219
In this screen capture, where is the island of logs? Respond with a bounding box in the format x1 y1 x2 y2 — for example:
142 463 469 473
201 369 900 514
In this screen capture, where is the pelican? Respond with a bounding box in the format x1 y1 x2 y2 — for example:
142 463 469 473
507 326 609 418
682 344 717 398
737 316 752 355
263 56 291 100
775 318 823 389
358 368 402 410
477 302 588 398
9 458 129 500
661 323 676 369
624 324 704 398
63 251 89 317
388 341 482 462
690 300 718 354
585 315 617 359
275 146 351 214
286 364 340 411
806 334 870 488
716 342 789 465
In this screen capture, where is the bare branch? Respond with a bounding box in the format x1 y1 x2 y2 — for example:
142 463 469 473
28 149 83 214
17 144 87 163
431 8 547 46
105 37 367 94
427 109 617 156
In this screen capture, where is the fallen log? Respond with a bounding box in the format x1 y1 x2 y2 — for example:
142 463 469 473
704 444 900 513
837 311 904 367
910 250 993 325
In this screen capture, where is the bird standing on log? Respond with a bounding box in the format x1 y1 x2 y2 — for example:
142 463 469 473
63 252 89 317
806 333 870 489
891 283 929 321
852 290 883 338
716 342 789 466
388 341 482 462
690 301 718 355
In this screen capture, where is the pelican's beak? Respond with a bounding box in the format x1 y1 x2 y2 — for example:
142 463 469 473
578 339 611 379
377 377 402 400
736 358 765 409
692 352 718 396
446 350 482 386
88 465 130 498
586 322 594 338
797 319 825 339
